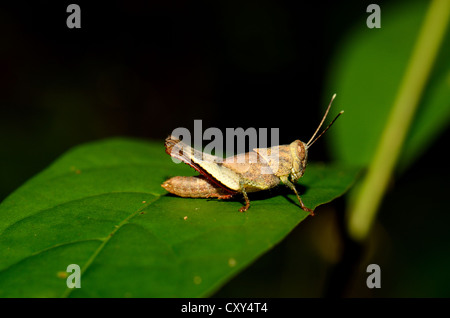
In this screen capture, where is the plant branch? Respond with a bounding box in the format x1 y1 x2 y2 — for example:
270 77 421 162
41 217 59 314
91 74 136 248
347 0 450 242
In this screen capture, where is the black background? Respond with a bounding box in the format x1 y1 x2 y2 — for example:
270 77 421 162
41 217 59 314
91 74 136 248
0 1 374 200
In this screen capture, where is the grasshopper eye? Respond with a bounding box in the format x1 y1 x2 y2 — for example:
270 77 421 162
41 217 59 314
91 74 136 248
297 142 306 160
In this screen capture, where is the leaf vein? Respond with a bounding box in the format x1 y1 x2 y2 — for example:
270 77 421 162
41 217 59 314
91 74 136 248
0 191 158 236
60 193 163 298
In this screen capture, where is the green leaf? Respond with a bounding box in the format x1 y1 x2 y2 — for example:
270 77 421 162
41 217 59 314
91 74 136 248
325 0 450 170
0 138 359 297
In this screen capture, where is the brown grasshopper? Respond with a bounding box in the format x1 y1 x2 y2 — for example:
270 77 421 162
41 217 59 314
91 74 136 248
162 94 343 215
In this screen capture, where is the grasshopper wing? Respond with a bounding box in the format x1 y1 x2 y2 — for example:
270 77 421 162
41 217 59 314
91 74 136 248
165 136 240 192
221 152 280 192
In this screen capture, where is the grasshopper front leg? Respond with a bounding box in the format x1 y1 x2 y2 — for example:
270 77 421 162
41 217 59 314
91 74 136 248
280 176 314 216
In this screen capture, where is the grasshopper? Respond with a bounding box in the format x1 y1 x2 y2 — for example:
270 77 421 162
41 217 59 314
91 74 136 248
162 94 343 215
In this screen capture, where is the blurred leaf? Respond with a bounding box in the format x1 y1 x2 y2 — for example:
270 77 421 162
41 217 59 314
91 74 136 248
325 0 450 169
0 138 359 297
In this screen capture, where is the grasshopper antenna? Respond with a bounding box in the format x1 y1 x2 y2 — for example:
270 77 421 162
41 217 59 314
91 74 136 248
306 94 344 149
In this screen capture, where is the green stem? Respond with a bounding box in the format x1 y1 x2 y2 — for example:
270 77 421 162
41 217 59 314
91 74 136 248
347 0 450 242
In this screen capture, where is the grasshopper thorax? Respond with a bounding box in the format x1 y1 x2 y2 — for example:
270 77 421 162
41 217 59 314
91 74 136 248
289 140 308 183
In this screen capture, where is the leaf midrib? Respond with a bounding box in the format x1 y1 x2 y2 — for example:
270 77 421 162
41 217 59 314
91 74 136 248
60 192 163 298
0 191 160 236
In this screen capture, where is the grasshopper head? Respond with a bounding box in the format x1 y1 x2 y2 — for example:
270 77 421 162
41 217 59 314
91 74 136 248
289 94 343 182
289 140 308 183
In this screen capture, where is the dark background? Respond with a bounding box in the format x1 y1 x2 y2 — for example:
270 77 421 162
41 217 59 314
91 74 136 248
0 0 372 200
2 0 449 297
